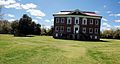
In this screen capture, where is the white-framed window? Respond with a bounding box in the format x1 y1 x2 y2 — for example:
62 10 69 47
75 17 79 24
67 17 72 24
90 19 93 24
89 28 93 33
67 27 71 32
60 26 64 32
82 27 86 33
95 36 98 39
95 28 98 34
55 26 59 32
82 17 87 25
61 18 65 23
56 18 59 23
95 19 99 25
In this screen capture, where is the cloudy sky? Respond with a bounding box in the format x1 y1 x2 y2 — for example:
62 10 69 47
0 0 120 30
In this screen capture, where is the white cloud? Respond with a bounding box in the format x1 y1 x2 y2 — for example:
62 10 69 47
102 22 111 27
45 20 50 23
32 19 38 23
114 26 120 28
101 22 111 31
0 0 16 5
21 3 37 10
109 13 120 16
7 14 15 18
101 27 111 31
94 11 99 13
27 9 45 17
102 18 108 21
36 17 42 19
45 26 51 29
4 3 21 9
114 20 120 22
8 19 16 22
51 19 54 22
107 11 111 14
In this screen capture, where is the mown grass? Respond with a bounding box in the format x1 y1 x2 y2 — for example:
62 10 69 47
0 34 120 64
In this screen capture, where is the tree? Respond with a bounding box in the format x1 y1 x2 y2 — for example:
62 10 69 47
113 29 120 39
0 20 11 34
13 14 41 36
46 26 54 36
11 20 19 35
18 14 32 36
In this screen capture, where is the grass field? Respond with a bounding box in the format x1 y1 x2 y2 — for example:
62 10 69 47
0 34 120 64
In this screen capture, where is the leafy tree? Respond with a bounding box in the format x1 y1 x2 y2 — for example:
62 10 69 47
0 20 11 34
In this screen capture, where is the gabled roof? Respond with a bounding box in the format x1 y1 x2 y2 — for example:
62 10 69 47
53 9 102 17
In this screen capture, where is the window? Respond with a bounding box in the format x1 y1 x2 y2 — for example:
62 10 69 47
60 26 64 32
95 19 99 25
82 18 87 25
95 28 98 34
67 27 71 32
55 26 59 32
82 27 86 33
67 18 71 24
56 18 59 23
75 17 79 24
61 18 65 23
89 28 93 33
90 19 93 24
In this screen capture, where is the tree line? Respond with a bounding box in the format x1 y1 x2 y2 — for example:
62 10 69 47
0 14 53 36
101 29 120 39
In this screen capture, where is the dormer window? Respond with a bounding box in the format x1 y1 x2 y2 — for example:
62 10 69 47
67 17 71 24
82 18 87 25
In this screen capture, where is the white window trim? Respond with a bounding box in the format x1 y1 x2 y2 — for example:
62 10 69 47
75 17 79 24
89 28 93 33
95 19 99 25
55 26 59 32
82 27 86 33
56 18 59 23
60 26 64 32
90 19 93 24
67 17 72 24
82 17 87 25
95 28 98 34
61 18 65 23
67 27 71 32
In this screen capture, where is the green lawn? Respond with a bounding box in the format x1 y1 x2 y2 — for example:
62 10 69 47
0 34 120 64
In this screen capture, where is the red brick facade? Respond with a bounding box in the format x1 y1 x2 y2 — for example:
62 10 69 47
53 9 102 40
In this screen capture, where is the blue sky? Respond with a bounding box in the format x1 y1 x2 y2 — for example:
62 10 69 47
0 0 120 30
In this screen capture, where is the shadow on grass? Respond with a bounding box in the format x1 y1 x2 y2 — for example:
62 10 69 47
14 35 35 37
55 38 109 42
